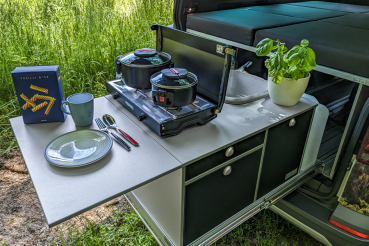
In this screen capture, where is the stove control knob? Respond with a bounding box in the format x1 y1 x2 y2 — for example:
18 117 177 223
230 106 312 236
113 93 119 99
225 146 234 157
138 114 145 121
223 166 232 176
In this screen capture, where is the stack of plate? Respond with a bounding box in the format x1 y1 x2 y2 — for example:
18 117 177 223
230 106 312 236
45 129 113 168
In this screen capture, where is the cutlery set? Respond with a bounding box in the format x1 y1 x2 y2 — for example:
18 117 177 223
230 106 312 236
95 114 139 151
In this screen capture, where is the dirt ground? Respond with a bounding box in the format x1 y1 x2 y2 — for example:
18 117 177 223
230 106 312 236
0 151 128 246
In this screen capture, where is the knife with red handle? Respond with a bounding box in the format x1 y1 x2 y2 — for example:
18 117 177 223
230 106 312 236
117 128 139 146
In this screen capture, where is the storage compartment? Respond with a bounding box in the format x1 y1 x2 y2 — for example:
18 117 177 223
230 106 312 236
185 131 265 181
184 149 262 245
256 109 314 199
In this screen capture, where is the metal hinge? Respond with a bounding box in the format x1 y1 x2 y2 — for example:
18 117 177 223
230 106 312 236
216 45 237 56
347 155 357 171
224 47 236 56
315 160 325 174
261 200 272 210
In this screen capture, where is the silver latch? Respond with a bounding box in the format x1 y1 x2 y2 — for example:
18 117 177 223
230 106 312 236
289 118 296 127
225 146 234 157
223 166 232 176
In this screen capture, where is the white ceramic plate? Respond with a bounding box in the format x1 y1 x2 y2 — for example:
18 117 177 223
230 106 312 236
44 129 113 168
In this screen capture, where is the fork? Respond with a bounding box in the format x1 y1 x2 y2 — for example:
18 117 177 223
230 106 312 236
95 118 131 151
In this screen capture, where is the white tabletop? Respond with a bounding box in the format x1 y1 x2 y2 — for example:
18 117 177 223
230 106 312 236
10 95 317 227
10 97 181 227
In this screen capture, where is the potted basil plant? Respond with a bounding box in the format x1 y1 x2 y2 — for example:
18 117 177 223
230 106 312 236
256 38 316 106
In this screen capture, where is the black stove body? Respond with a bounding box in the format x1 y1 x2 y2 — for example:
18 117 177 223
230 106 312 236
106 25 235 136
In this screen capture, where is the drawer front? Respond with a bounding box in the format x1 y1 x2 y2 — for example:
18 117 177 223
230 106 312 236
256 109 314 199
185 131 265 181
184 149 262 245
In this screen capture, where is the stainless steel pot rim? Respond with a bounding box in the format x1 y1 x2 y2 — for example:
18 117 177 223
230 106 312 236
119 51 171 68
150 71 198 89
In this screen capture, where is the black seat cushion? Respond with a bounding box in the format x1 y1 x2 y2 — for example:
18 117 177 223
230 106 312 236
245 4 348 20
289 1 369 13
254 21 369 77
322 13 369 30
186 9 307 45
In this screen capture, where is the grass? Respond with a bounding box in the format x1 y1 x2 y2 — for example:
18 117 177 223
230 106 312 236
0 0 322 245
47 207 322 246
0 0 173 157
51 209 157 246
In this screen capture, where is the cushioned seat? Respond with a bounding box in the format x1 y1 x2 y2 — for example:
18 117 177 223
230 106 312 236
254 21 369 77
244 4 348 20
322 13 369 30
289 1 369 13
186 9 307 45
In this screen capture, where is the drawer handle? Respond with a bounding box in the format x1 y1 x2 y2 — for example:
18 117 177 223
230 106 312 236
223 166 232 176
225 146 234 157
289 118 296 127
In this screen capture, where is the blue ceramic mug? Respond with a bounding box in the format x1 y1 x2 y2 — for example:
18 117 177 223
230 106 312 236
61 93 94 127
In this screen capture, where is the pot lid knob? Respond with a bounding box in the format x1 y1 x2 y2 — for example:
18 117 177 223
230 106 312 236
134 48 157 57
161 68 188 79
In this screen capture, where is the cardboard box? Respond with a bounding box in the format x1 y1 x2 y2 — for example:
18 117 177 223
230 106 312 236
11 66 66 124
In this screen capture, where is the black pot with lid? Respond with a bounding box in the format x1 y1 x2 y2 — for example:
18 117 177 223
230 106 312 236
150 68 198 107
117 48 172 89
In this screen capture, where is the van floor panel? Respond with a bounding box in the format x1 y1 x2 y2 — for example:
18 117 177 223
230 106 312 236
322 125 345 143
318 133 343 159
324 118 337 131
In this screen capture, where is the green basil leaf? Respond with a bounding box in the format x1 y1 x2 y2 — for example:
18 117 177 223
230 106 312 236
256 38 274 56
265 59 272 70
301 39 309 47
288 66 301 80
301 58 314 72
299 47 306 58
305 47 316 68
286 46 300 59
272 70 284 84
288 53 300 67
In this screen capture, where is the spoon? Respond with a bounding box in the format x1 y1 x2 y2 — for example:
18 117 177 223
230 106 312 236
103 114 139 146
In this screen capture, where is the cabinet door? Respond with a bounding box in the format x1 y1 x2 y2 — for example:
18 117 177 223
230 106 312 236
256 109 314 199
184 149 262 245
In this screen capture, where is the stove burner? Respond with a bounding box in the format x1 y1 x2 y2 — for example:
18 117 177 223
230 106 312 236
107 80 217 136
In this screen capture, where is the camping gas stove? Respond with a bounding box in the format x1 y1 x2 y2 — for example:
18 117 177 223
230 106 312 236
106 24 235 137
106 80 218 136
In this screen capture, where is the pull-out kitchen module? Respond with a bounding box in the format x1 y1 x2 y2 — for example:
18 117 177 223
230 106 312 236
105 25 326 246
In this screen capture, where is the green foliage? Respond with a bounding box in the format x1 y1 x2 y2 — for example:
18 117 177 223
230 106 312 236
50 209 158 246
0 0 173 157
256 38 316 85
340 197 369 216
48 208 322 246
214 210 323 246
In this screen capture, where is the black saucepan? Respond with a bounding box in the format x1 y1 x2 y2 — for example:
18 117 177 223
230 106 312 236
116 48 171 89
150 68 198 107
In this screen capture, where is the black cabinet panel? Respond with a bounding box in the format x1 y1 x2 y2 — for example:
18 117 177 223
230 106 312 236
256 109 314 199
184 149 262 245
186 131 265 181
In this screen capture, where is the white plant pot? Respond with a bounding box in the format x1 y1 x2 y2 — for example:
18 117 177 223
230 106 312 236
268 74 311 106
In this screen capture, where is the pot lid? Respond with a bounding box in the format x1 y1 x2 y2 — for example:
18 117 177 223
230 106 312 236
151 68 198 89
120 48 171 67
134 48 157 57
